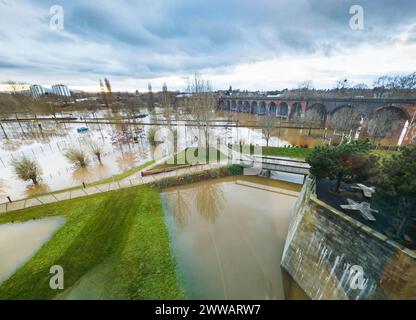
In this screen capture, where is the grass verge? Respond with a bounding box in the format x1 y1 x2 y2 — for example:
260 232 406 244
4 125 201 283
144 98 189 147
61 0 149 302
152 147 226 170
32 160 155 198
233 144 313 159
0 185 185 299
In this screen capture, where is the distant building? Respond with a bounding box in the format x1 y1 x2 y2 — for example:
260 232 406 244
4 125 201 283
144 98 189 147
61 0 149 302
52 84 71 97
30 84 45 98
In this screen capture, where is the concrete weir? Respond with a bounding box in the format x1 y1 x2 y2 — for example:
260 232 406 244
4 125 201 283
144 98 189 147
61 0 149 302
281 178 416 300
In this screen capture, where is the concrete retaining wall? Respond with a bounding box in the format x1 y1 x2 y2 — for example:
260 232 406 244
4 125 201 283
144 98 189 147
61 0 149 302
281 178 416 300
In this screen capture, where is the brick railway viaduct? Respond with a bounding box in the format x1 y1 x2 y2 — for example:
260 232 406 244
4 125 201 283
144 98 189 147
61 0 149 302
219 96 416 145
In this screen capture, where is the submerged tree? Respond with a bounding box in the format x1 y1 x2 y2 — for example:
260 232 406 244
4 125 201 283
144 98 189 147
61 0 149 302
99 78 113 111
147 126 160 147
185 73 216 150
306 140 376 192
331 106 362 133
367 108 406 142
87 141 104 164
376 146 416 239
64 147 89 168
147 83 155 112
11 156 42 185
261 115 276 147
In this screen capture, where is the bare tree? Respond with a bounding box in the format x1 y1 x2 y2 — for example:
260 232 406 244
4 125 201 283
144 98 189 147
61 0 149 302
87 140 104 164
99 78 113 110
147 83 155 112
104 78 113 108
161 83 172 109
147 126 160 147
260 115 276 147
332 106 362 132
100 79 109 109
159 82 179 152
367 108 405 141
185 73 216 150
303 108 325 135
7 81 38 135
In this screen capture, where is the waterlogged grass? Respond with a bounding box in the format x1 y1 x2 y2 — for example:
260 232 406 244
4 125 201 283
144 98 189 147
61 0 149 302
153 145 312 171
260 146 393 160
33 160 155 198
0 185 185 300
88 159 155 184
261 146 313 159
234 144 313 159
152 147 227 170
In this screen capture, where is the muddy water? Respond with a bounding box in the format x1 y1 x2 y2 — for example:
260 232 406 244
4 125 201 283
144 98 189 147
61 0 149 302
0 217 64 284
0 108 335 202
0 121 153 202
161 175 308 299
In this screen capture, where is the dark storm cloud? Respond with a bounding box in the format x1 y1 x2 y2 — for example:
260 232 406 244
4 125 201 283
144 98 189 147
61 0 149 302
0 0 415 81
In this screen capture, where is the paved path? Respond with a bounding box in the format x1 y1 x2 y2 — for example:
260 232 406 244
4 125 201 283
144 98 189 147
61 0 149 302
0 152 306 214
0 160 228 214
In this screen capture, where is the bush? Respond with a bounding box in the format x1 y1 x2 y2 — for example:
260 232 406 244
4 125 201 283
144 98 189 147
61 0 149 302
227 164 243 176
64 147 89 168
11 156 42 185
151 165 243 190
376 146 416 238
147 127 160 147
306 139 376 192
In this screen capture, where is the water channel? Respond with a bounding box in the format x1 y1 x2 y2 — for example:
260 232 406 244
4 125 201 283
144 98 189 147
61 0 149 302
162 175 309 299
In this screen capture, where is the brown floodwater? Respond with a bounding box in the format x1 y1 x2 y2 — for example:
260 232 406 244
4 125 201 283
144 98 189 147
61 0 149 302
161 175 309 299
0 217 64 284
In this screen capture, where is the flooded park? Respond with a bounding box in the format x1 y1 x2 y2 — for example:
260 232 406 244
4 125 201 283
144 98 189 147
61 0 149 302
0 108 319 203
0 105 412 300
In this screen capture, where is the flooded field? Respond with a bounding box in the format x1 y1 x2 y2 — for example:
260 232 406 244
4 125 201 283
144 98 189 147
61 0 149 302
0 106 365 204
0 217 64 284
161 175 309 299
0 108 296 202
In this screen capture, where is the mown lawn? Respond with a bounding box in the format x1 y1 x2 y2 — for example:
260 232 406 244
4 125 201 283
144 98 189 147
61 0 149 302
234 144 313 159
261 146 313 159
152 147 227 170
0 185 185 300
33 160 155 198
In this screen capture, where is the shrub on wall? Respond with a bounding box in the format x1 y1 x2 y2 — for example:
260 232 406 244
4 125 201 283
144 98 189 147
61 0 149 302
150 165 243 190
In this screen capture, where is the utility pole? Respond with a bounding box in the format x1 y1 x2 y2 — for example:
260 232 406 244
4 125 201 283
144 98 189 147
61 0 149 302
0 121 7 139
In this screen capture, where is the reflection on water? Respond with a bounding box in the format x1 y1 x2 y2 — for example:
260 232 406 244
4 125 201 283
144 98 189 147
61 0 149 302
72 167 95 184
166 190 191 229
0 217 64 284
1 139 24 152
162 175 308 299
93 163 110 180
0 178 4 197
195 183 225 223
71 164 112 184
116 152 137 172
25 183 50 198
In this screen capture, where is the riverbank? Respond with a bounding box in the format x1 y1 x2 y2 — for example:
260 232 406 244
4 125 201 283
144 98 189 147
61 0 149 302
0 185 186 299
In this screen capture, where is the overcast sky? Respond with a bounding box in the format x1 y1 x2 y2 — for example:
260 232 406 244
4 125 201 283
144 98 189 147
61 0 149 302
0 0 416 92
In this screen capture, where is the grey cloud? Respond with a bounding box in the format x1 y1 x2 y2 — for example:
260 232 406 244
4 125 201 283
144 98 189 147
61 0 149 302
0 0 415 84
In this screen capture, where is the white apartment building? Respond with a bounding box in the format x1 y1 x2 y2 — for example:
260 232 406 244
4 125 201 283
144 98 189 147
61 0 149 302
52 84 71 97
30 84 45 98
